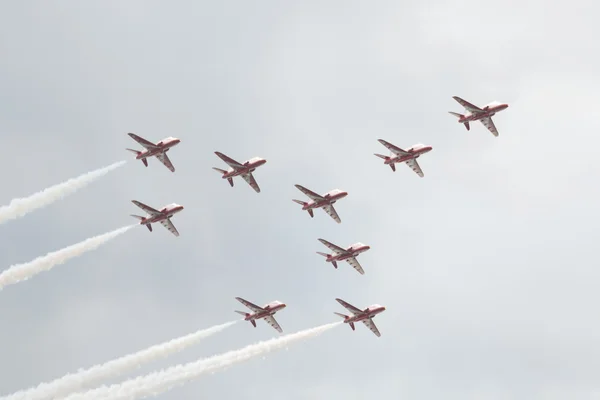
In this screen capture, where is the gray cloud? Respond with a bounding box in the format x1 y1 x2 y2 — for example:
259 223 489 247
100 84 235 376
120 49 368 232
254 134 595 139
0 1 599 399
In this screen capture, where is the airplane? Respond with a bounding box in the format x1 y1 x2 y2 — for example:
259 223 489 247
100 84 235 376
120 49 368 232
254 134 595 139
213 152 267 193
126 133 181 172
316 238 371 275
448 96 509 137
292 184 348 223
130 200 184 237
234 297 287 333
374 139 432 177
334 298 386 337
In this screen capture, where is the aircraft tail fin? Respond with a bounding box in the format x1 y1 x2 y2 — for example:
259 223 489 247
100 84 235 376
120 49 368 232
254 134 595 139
126 149 148 167
334 312 355 330
448 112 470 130
131 215 152 232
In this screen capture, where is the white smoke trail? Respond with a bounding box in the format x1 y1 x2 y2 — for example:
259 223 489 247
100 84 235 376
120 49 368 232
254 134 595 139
0 160 126 225
1 321 237 400
0 225 134 290
65 322 341 400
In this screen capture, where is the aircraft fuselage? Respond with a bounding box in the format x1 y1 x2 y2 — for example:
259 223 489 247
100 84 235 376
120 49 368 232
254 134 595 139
303 191 348 211
344 306 386 324
142 205 184 224
137 138 181 159
459 104 508 123
245 303 286 320
387 146 433 164
329 244 371 261
222 159 267 179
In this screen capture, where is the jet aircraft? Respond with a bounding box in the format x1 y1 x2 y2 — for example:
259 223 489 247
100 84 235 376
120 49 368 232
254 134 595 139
448 96 509 137
334 298 386 337
213 152 267 193
126 133 181 172
130 200 184 237
316 238 371 275
292 184 348 223
234 297 286 333
375 139 432 177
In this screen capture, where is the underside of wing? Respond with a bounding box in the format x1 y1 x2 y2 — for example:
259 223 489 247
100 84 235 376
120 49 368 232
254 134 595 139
159 218 179 236
335 298 362 315
480 117 499 137
322 204 341 223
362 318 381 337
318 238 347 255
132 200 161 216
345 257 365 275
378 139 408 156
215 152 244 169
294 184 325 201
406 158 424 177
156 152 175 172
452 96 483 113
235 297 265 312
241 173 261 193
128 133 158 149
263 315 283 333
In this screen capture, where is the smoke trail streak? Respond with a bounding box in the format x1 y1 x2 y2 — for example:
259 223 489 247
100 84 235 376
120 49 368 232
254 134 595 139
1 321 237 400
65 322 341 400
0 225 134 290
0 160 126 225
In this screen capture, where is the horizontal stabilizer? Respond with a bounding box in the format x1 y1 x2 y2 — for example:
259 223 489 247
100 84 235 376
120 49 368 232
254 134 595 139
212 167 227 174
292 199 306 205
130 214 145 220
234 310 249 317
448 111 463 118
126 148 141 154
374 153 388 160
316 251 329 258
334 312 348 318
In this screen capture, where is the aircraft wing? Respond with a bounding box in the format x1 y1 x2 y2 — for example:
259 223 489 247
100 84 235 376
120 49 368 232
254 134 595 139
160 218 180 237
128 133 158 149
362 318 381 337
378 139 409 156
479 117 499 137
263 315 283 333
235 297 265 312
406 159 424 177
452 96 483 113
345 257 365 275
322 204 342 223
156 152 176 172
318 238 347 255
241 172 261 193
294 184 325 201
215 152 244 169
335 298 362 315
131 200 161 216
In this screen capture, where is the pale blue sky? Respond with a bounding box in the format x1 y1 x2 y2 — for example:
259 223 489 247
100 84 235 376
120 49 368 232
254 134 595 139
0 1 599 399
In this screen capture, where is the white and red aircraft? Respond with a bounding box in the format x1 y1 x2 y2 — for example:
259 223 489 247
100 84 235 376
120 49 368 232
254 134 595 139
334 298 386 337
130 200 184 237
213 152 267 193
448 96 509 137
316 238 371 275
375 139 432 177
126 133 181 172
234 297 286 333
293 184 348 223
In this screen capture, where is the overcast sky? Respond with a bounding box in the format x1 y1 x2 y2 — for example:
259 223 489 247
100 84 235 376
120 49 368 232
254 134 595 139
0 1 599 399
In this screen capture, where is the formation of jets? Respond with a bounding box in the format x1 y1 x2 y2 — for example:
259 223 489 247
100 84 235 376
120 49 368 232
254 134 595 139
125 96 508 337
